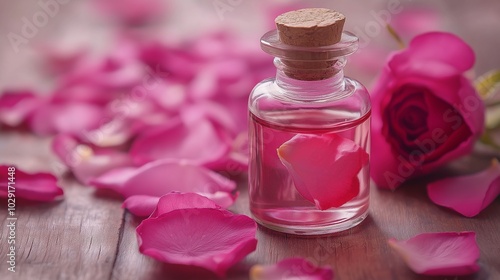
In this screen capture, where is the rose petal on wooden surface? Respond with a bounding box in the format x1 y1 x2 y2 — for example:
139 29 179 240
388 232 480 276
90 160 237 208
136 208 257 277
52 134 133 184
0 90 39 127
427 160 500 217
150 192 221 218
0 165 63 202
122 195 160 217
130 118 230 166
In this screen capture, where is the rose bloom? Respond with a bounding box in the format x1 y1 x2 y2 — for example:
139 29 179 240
371 32 484 189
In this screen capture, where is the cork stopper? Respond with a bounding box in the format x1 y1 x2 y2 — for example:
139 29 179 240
275 8 346 47
274 8 346 80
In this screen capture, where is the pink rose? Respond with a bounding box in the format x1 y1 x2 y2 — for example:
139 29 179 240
371 32 484 189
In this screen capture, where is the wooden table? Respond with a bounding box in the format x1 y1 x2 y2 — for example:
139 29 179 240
1 132 499 280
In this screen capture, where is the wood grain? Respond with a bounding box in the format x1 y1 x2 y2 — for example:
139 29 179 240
1 132 499 280
0 133 125 280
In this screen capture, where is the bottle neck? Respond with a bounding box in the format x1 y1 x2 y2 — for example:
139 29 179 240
274 58 347 100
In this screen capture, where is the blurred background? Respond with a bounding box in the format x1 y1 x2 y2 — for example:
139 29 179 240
0 0 499 164
1 0 499 89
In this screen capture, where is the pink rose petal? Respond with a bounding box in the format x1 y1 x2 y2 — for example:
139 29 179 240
278 134 369 210
90 160 237 208
0 91 39 127
150 192 221 218
36 43 88 75
388 232 480 276
250 258 333 280
52 84 116 106
30 102 105 137
123 192 222 218
389 32 475 78
137 207 257 277
122 195 160 217
52 134 133 184
0 166 63 202
427 160 500 217
130 118 230 166
89 167 137 193
205 132 249 174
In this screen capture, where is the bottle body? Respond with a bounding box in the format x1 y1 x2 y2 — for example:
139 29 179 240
248 75 371 235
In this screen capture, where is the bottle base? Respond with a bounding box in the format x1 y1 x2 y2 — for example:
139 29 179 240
251 207 369 236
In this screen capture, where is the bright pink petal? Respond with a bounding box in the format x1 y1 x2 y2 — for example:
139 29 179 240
150 192 221 218
0 91 39 127
36 43 88 75
51 134 133 184
428 160 500 217
130 118 230 166
122 192 238 218
278 134 369 210
90 160 237 207
205 132 249 173
388 232 480 276
122 195 160 217
123 160 235 196
89 167 137 193
52 84 116 106
181 102 237 135
137 208 257 277
390 32 475 78
71 150 133 185
0 166 63 202
250 258 333 280
29 102 105 137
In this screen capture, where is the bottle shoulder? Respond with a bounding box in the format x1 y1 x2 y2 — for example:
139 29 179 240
249 77 371 127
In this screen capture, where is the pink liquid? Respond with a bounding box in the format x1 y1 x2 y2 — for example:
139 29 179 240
248 109 370 235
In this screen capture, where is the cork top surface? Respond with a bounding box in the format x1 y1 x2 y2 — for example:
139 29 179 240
275 8 346 47
275 8 345 29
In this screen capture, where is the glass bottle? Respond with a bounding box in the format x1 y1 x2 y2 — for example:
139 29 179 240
248 17 371 235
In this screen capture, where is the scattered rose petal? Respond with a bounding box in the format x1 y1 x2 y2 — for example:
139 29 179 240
388 232 480 276
52 134 133 184
427 160 500 217
52 84 117 106
250 258 333 280
36 43 88 75
91 160 237 208
123 192 222 218
150 192 221 218
29 102 106 138
205 132 249 174
277 134 369 210
0 91 39 127
0 165 63 202
122 195 160 217
130 118 230 166
137 193 257 277
89 166 137 192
